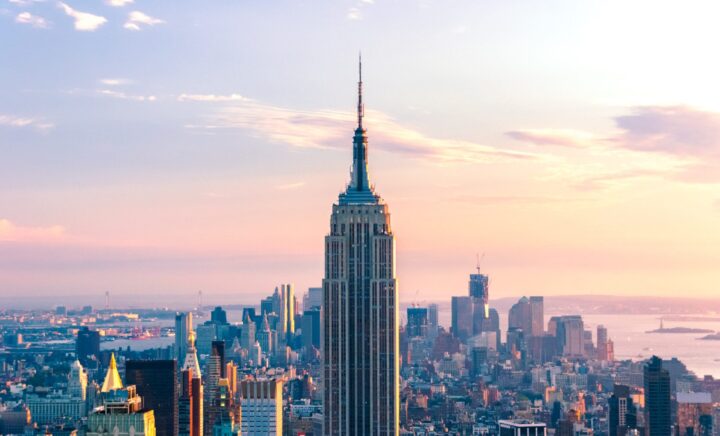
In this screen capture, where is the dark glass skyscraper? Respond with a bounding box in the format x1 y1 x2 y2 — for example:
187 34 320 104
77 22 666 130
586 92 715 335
608 384 637 436
76 327 100 365
125 359 178 436
322 58 399 435
406 307 429 338
644 356 671 436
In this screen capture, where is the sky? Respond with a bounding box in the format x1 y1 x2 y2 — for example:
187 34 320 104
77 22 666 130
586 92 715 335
1 0 720 307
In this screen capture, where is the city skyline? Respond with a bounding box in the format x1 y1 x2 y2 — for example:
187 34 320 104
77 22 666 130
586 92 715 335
3 0 720 302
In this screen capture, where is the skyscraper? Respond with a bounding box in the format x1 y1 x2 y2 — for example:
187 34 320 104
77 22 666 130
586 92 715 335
644 356 671 436
469 272 489 318
239 379 283 435
529 296 544 337
125 360 178 436
176 312 193 365
451 296 473 341
76 327 100 365
182 332 203 436
322 58 399 435
406 307 429 338
553 315 584 357
508 297 532 335
608 384 637 436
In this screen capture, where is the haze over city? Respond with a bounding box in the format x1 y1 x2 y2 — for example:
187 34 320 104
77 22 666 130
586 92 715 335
3 0 720 303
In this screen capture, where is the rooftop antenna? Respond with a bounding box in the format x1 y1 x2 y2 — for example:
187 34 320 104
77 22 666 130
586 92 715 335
476 252 485 274
357 51 364 129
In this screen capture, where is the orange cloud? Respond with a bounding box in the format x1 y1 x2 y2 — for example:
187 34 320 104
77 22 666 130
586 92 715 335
0 219 66 243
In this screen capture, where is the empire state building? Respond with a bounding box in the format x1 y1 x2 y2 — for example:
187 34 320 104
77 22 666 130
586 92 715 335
322 59 399 435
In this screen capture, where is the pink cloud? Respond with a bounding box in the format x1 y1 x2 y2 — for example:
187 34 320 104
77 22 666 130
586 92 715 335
188 100 536 164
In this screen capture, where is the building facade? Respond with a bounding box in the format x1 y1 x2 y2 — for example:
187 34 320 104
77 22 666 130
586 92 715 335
322 59 399 435
125 360 178 436
239 379 282 436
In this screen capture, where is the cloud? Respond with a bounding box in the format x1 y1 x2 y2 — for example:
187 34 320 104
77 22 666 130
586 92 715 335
188 100 534 164
105 0 132 6
276 182 306 191
612 106 720 157
97 89 156 102
15 11 48 27
99 78 131 86
177 93 249 103
0 114 54 130
506 129 599 148
8 0 45 5
507 105 720 187
123 10 164 31
347 7 362 20
0 219 66 243
58 2 106 31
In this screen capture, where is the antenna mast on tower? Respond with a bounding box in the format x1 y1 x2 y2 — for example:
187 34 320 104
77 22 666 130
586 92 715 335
476 252 485 274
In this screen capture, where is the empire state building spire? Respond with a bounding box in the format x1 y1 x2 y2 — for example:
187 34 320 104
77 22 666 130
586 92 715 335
357 53 364 129
341 54 379 205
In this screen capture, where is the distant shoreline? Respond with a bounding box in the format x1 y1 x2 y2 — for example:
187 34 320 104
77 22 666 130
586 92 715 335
646 327 714 334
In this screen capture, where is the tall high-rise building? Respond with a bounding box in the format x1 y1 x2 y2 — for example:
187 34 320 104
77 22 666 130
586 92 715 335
257 314 275 357
68 359 88 400
76 327 100 365
204 342 225 436
469 272 489 318
179 370 195 436
304 287 323 311
509 297 532 335
126 360 178 436
406 307 429 338
301 308 321 358
529 296 544 337
608 384 637 436
176 312 193 365
451 296 473 341
644 356 671 436
239 312 257 350
427 303 439 328
553 316 584 357
239 379 283 436
210 307 228 325
280 284 295 339
182 332 203 436
597 325 610 361
322 58 399 435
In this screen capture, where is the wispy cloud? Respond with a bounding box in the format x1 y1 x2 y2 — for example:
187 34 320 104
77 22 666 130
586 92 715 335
0 114 54 130
97 89 156 102
58 2 106 31
276 182 306 191
188 100 534 164
99 78 131 86
0 219 66 243
347 7 362 20
507 105 720 188
15 11 49 28
612 106 720 157
124 10 164 31
178 93 249 103
347 0 374 20
105 0 133 6
506 129 600 148
8 0 45 5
